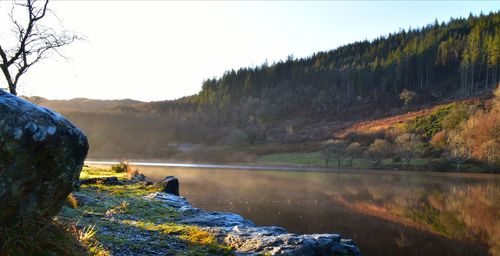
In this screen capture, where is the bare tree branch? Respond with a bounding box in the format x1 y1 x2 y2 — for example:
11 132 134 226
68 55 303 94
0 0 78 95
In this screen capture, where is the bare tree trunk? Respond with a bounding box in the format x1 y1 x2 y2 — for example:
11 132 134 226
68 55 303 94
471 63 474 95
477 61 483 90
485 65 489 88
426 62 429 88
493 64 498 86
9 82 16 95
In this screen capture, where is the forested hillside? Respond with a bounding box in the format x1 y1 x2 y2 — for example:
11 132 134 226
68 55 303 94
40 12 500 162
191 12 499 115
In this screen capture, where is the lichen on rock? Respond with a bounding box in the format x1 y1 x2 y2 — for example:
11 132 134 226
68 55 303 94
0 89 88 224
147 192 361 256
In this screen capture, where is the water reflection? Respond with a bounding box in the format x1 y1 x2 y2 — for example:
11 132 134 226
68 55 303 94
97 164 499 256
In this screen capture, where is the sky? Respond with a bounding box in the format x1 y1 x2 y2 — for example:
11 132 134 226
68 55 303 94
0 1 498 101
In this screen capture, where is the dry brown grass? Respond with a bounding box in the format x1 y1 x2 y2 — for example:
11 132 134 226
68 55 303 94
0 220 93 256
335 96 491 139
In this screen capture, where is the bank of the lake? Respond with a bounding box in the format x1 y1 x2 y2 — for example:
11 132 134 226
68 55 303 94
85 161 499 256
59 166 360 255
87 148 498 173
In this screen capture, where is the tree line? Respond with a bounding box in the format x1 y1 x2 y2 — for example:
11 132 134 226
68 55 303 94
188 12 499 123
40 12 500 164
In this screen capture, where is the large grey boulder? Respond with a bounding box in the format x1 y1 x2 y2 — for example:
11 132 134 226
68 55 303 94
0 90 88 224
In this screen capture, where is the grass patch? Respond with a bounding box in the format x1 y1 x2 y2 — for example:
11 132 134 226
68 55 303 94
258 152 325 166
58 166 233 255
80 166 128 180
123 220 232 255
0 219 109 256
258 152 430 170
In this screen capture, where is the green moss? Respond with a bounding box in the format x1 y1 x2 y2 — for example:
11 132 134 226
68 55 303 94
80 166 128 180
58 166 232 255
123 219 232 255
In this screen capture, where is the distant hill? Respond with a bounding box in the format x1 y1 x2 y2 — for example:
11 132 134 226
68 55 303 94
36 98 143 113
31 12 500 162
19 96 143 113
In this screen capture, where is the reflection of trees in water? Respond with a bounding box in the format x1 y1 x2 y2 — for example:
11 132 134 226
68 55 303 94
331 174 499 255
139 167 497 255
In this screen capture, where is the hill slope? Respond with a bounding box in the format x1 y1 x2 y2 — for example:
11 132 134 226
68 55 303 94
35 12 499 169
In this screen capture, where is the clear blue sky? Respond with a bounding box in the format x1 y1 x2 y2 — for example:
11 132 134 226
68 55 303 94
1 1 498 101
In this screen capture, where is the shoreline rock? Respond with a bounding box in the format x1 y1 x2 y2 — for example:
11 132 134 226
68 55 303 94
146 192 361 256
157 176 180 196
0 89 88 224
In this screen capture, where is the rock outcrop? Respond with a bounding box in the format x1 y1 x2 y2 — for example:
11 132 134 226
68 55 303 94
157 176 179 196
0 90 88 224
129 172 146 183
146 192 361 256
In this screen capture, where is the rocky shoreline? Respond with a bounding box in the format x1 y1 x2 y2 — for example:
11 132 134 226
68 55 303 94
145 192 361 256
59 166 361 255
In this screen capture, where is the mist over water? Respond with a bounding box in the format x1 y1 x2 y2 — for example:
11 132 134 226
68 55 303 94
92 163 499 256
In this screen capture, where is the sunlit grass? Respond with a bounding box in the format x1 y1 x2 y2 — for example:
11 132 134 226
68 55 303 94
0 219 110 256
258 152 324 166
123 220 232 254
58 166 233 255
258 152 430 169
80 166 128 180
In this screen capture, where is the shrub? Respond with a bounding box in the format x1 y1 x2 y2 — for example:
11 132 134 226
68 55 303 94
442 104 470 130
407 104 454 138
445 129 473 171
400 89 418 107
355 131 386 146
321 139 346 167
366 139 393 166
395 133 424 167
346 142 363 167
111 161 132 173
430 131 447 150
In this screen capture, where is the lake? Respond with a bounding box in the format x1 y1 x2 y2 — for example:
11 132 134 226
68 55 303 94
88 162 499 256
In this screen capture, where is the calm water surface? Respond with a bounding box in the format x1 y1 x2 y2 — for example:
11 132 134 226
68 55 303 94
89 162 499 256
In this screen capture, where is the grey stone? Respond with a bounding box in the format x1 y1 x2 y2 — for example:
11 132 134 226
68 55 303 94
0 90 88 224
127 173 148 185
146 192 361 256
129 173 146 182
157 176 179 196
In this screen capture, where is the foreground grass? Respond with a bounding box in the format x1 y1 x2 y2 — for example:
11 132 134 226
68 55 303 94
55 166 232 256
0 219 94 256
